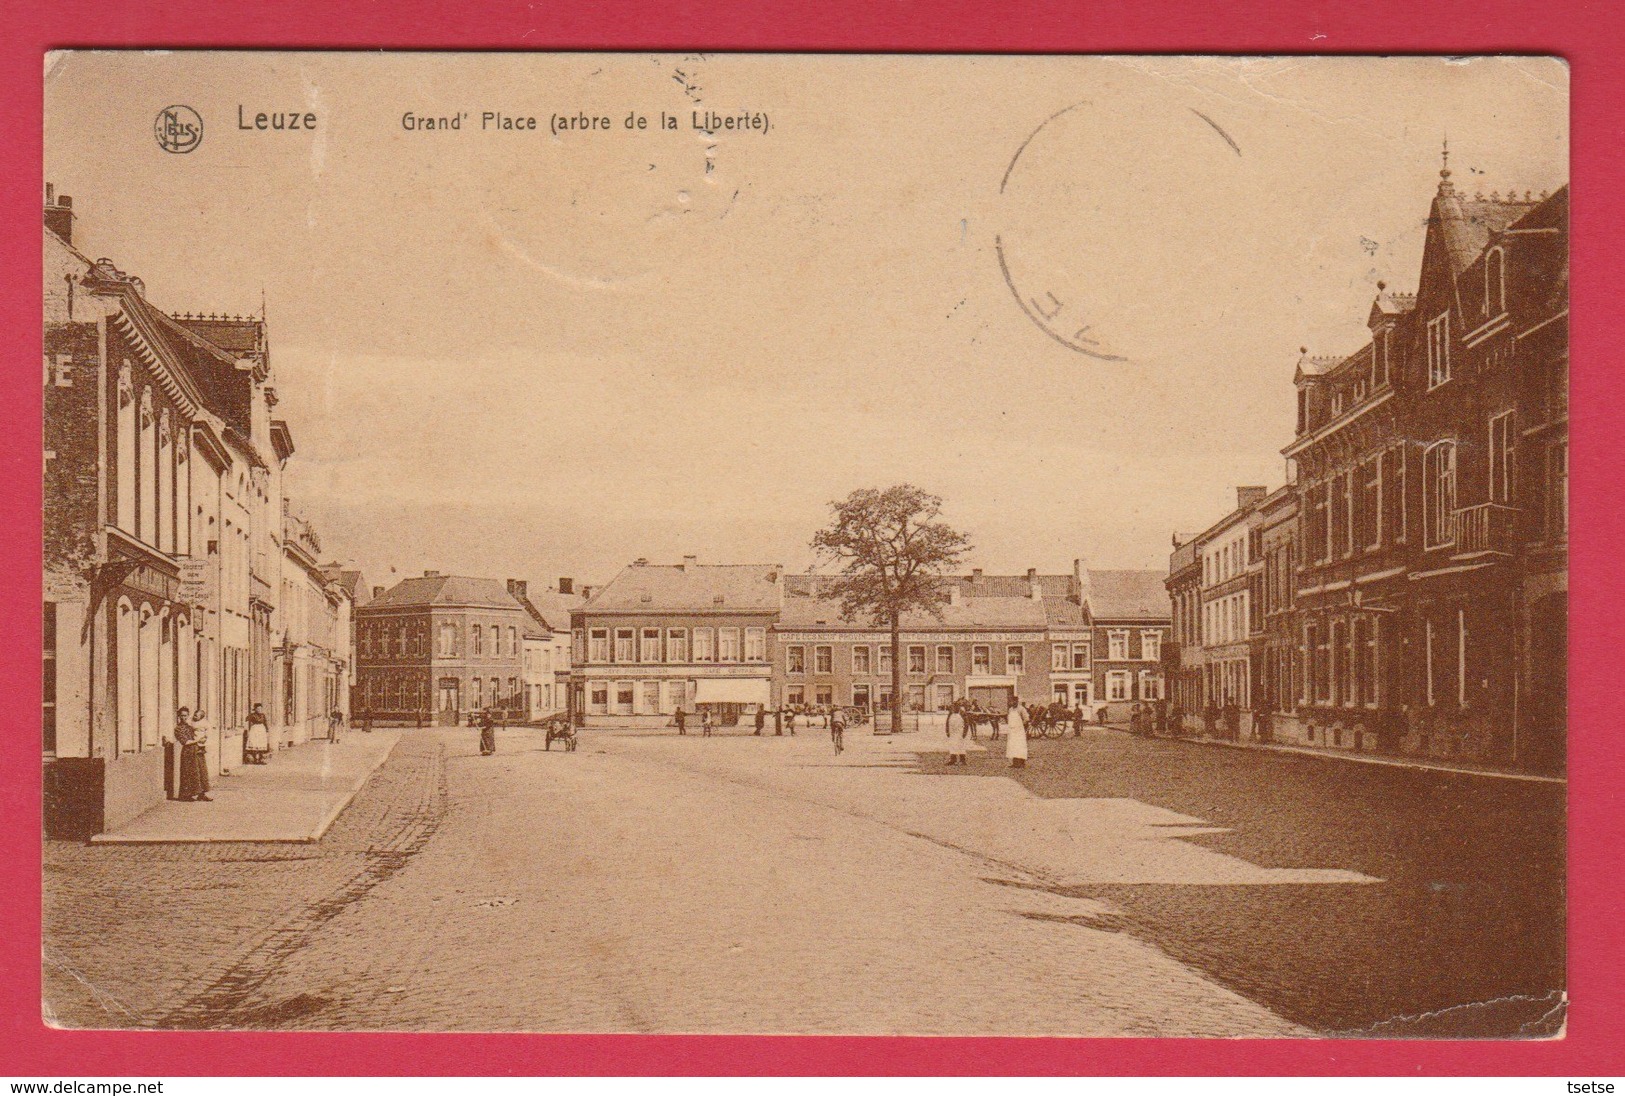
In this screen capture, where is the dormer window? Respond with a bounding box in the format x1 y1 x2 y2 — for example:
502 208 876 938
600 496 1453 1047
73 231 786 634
1485 247 1507 317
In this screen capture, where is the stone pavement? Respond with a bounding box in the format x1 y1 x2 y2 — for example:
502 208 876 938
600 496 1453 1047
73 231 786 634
45 720 1559 1036
91 730 402 844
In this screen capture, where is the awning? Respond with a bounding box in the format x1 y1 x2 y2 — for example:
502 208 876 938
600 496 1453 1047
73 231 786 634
693 678 771 706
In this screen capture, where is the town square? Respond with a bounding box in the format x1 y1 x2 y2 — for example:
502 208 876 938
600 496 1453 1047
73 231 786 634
41 53 1567 1037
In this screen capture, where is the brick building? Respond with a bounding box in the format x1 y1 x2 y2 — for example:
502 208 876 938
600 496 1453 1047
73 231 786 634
355 573 530 725
43 186 349 837
569 560 781 728
1083 569 1172 721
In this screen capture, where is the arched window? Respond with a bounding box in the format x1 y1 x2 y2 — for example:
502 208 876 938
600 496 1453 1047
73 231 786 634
116 598 137 754
1485 247 1506 316
1423 441 1457 548
137 388 155 543
116 366 136 531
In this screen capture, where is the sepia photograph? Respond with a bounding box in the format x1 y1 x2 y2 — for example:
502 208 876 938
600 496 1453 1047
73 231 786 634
41 52 1568 1038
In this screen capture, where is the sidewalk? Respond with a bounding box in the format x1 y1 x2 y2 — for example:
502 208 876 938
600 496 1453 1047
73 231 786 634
91 730 404 844
1106 724 1565 785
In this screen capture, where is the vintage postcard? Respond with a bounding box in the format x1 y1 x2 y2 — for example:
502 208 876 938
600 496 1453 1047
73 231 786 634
41 52 1567 1037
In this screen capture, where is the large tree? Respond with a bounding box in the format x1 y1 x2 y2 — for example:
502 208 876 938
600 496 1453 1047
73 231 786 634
810 485 972 735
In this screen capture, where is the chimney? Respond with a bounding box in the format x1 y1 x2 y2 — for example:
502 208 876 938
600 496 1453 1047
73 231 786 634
971 568 983 583
424 570 441 577
558 577 574 595
44 187 74 245
507 579 528 601
372 586 385 599
947 583 961 606
1236 485 1268 511
1027 568 1042 600
680 554 698 571
633 557 649 567
581 585 594 600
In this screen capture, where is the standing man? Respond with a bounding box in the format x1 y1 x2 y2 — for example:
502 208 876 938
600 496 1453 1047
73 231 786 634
478 708 497 756
701 708 714 737
328 708 344 744
754 706 766 736
675 707 687 736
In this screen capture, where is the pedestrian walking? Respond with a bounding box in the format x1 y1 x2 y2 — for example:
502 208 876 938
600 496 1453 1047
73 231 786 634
174 707 212 801
754 706 766 736
244 702 271 765
945 702 970 766
702 709 714 737
1071 703 1085 737
478 708 498 756
830 705 846 756
1005 698 1029 769
675 707 687 735
328 708 344 744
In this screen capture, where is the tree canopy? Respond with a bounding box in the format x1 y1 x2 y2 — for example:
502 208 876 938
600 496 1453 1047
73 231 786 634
810 485 973 628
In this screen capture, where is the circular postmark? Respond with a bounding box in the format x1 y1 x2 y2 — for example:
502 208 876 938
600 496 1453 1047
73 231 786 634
992 91 1249 365
154 105 203 154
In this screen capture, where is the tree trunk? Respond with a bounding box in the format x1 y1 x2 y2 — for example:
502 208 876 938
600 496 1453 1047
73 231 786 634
890 612 903 736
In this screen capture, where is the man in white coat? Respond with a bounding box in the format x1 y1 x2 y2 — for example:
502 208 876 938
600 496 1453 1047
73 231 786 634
1005 698 1029 768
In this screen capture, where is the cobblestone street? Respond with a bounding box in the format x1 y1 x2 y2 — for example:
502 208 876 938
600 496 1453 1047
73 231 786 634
43 723 1562 1036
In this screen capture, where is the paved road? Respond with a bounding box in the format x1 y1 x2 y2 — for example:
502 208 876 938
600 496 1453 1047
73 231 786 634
43 723 1562 1036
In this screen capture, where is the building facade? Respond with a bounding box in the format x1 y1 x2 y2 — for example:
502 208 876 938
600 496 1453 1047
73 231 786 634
355 573 530 725
1166 161 1567 772
511 579 581 720
569 560 781 727
43 186 348 836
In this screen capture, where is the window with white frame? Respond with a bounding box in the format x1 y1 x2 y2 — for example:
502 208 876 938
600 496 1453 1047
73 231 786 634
1138 670 1163 701
878 646 894 675
1489 411 1514 504
1006 645 1025 675
694 627 714 662
1106 671 1131 701
1424 441 1457 548
936 645 954 674
1107 630 1129 660
1427 312 1452 389
971 645 990 674
1052 644 1068 671
852 645 871 675
1140 631 1161 662
815 645 833 674
786 645 805 673
1072 643 1090 670
667 628 689 662
588 628 608 663
785 684 805 707
908 645 926 675
718 627 740 662
641 628 661 663
745 627 766 662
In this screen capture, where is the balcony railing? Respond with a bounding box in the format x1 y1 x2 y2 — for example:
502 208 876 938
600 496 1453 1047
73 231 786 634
1454 503 1520 555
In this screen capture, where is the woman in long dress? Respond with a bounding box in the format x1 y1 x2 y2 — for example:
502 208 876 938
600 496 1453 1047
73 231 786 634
244 703 271 764
175 707 213 801
1005 699 1029 769
945 703 970 766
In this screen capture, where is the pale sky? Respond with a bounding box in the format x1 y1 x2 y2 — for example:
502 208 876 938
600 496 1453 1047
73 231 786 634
44 53 1568 591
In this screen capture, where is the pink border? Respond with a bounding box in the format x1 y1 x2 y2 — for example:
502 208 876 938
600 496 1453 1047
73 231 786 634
5 0 1621 1076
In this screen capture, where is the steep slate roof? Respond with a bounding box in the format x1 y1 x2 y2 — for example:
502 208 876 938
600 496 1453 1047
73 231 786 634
584 563 784 613
1085 569 1171 621
779 589 1048 631
365 574 526 612
319 566 369 608
517 587 585 633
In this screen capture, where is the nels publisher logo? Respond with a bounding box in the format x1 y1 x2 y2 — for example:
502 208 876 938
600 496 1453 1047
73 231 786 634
154 105 203 154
